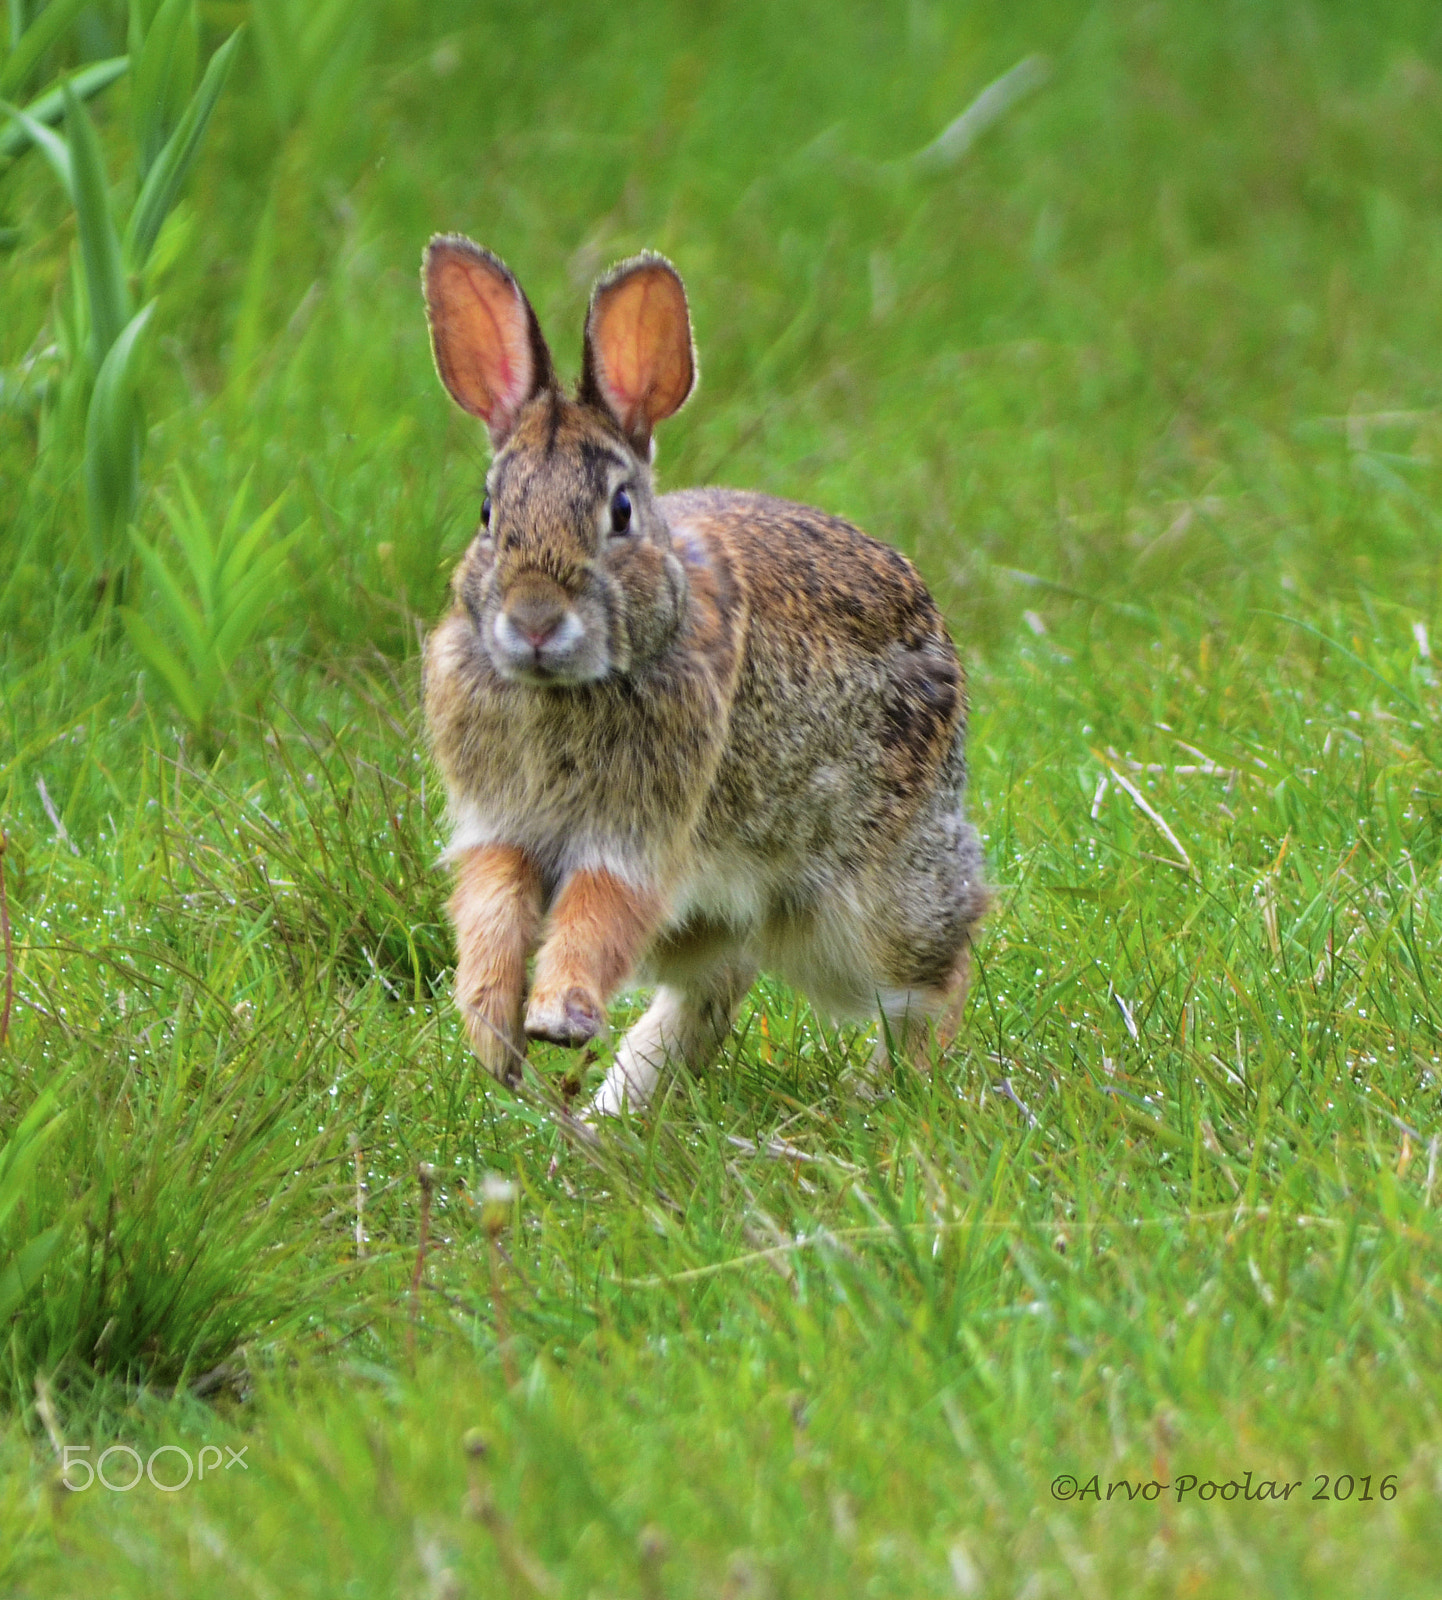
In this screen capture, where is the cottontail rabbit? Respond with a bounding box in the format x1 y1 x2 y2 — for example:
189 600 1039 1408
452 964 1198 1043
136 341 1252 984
422 236 988 1115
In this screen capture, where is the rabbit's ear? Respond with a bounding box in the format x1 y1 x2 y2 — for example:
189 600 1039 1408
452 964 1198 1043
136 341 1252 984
579 254 696 452
424 235 555 446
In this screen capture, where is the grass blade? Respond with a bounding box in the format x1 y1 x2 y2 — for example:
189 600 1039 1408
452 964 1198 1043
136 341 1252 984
217 465 256 544
0 0 90 99
120 605 207 726
0 91 72 191
130 523 212 673
0 1221 70 1322
124 25 241 274
63 78 130 367
211 533 300 663
247 0 295 126
214 489 287 591
83 300 154 574
0 57 127 162
130 0 196 180
906 55 1051 176
0 1086 76 1323
0 1089 69 1236
157 474 218 610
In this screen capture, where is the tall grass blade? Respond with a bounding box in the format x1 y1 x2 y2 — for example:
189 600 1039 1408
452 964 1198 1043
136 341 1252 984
0 1087 75 1323
124 473 294 745
0 1086 69 1234
906 54 1051 175
0 57 126 161
83 300 154 576
0 0 90 99
0 1222 70 1323
119 607 207 725
124 25 241 273
247 0 295 126
125 0 163 51
63 79 130 367
164 468 219 605
131 512 214 670
211 536 297 662
248 0 356 131
130 0 196 179
215 486 287 586
0 91 72 189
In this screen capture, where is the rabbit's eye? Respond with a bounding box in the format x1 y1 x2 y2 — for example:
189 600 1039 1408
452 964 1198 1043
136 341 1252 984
610 487 632 536
481 495 492 529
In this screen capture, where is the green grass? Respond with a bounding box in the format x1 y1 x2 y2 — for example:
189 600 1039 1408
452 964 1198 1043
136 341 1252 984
5 0 1442 1593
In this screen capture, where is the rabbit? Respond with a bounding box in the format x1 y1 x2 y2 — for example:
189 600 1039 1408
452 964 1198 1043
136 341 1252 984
421 235 989 1117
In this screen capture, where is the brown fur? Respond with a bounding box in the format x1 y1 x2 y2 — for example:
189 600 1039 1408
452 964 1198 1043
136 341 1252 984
449 844 543 1083
421 238 989 1114
527 870 665 1044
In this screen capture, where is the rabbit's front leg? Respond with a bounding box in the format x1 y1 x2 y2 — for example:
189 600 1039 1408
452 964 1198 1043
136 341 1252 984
450 843 544 1084
525 869 663 1047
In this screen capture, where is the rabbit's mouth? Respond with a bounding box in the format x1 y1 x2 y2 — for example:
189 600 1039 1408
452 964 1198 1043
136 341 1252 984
489 604 607 686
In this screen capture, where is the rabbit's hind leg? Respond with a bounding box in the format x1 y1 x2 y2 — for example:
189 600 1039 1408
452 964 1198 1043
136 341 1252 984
857 798 988 1089
932 939 975 1050
866 939 974 1074
450 844 545 1085
588 922 755 1117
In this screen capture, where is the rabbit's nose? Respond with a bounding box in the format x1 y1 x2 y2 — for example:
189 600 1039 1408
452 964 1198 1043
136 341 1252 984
505 592 567 649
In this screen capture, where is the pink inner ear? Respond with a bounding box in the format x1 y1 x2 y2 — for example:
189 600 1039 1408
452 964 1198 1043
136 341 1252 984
426 245 534 431
588 263 693 438
602 280 655 416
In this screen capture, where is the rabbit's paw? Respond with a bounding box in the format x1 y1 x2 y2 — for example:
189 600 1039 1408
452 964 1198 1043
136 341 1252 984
847 1048 895 1104
461 1003 526 1086
525 985 605 1047
585 1072 632 1121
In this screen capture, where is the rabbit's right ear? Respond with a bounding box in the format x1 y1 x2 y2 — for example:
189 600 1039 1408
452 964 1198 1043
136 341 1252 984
579 254 696 453
423 236 555 446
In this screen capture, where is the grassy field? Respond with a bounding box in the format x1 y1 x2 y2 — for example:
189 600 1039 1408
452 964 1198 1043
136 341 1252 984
4 0 1442 1593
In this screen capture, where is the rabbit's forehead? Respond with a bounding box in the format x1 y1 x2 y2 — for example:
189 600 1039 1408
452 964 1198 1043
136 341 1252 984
488 442 630 508
489 395 634 500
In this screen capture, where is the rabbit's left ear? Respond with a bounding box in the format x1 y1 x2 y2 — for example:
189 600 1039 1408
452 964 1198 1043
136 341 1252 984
424 235 555 446
579 254 696 453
